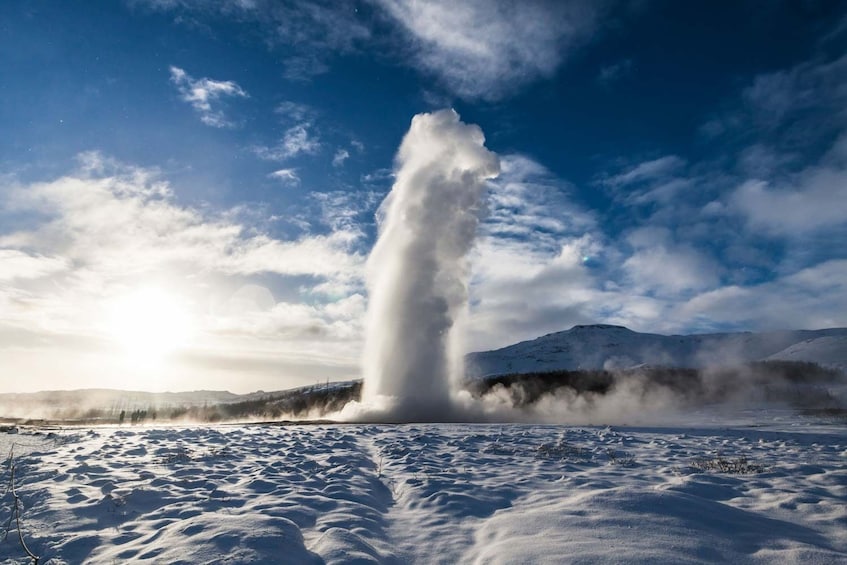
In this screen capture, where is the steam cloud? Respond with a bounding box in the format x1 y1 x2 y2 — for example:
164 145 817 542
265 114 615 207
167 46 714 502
357 109 499 421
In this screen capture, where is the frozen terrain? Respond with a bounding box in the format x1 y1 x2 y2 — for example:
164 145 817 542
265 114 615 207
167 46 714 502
2 415 846 564
467 325 847 377
767 335 847 372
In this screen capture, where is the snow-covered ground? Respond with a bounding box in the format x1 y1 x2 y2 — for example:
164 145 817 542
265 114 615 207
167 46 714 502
1 415 846 564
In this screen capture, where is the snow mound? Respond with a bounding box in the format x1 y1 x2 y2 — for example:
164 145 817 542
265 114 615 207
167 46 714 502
2 422 846 563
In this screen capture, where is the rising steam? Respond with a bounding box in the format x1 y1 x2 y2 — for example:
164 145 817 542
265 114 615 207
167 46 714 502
355 109 499 421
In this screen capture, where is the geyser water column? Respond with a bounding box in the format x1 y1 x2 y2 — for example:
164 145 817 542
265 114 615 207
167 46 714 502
361 109 499 420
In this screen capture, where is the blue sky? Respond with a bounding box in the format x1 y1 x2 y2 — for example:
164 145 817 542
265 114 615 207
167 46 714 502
2 0 847 393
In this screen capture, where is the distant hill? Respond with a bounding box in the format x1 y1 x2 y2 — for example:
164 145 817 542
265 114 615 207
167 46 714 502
4 325 846 423
0 388 241 408
766 335 847 371
466 325 847 378
0 382 359 423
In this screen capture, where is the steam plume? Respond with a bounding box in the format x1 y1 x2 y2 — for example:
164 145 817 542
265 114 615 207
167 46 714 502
360 109 499 420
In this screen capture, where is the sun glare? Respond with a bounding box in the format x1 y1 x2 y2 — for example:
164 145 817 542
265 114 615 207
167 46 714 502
108 287 194 364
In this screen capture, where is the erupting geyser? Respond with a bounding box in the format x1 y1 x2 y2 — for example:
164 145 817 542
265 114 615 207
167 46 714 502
361 109 500 420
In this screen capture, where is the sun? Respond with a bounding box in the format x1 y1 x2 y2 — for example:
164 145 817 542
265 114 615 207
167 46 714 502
107 287 194 364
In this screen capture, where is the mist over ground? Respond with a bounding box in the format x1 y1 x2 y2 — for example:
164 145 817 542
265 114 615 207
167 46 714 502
2 361 843 427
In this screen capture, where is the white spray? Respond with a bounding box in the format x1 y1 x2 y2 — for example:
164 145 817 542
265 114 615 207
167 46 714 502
360 109 499 420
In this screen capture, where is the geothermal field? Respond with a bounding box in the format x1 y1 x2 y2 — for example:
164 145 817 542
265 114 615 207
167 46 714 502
5 1 847 562
2 110 846 564
2 416 846 563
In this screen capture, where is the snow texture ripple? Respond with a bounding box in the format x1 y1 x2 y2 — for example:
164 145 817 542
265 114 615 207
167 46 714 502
1 418 846 564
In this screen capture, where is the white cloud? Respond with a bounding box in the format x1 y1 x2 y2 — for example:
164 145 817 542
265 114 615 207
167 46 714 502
469 234 602 349
0 154 367 391
622 245 721 297
729 165 847 235
686 48 845 282
463 147 846 348
253 124 321 161
743 53 847 128
0 249 68 281
361 168 393 185
601 155 686 188
375 0 602 100
483 154 595 246
1 162 363 282
735 144 799 178
268 168 300 186
309 190 377 235
274 101 315 123
210 292 365 342
678 260 847 331
169 66 248 127
467 154 602 349
332 148 350 167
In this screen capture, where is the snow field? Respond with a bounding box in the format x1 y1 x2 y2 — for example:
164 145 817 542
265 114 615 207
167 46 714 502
1 421 845 564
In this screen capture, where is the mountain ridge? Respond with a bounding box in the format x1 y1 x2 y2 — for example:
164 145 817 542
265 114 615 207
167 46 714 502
466 325 847 378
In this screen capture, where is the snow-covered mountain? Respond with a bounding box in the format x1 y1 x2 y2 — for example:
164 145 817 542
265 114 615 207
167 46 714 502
766 335 847 371
466 324 847 377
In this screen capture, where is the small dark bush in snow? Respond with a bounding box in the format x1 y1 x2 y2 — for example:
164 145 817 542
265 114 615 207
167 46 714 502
689 454 767 474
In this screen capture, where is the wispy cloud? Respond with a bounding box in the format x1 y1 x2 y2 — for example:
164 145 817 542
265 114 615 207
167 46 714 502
600 155 686 188
251 100 325 164
702 52 847 148
597 59 633 84
274 101 316 124
253 124 321 161
743 53 847 130
169 66 248 127
268 168 300 186
468 154 602 348
308 190 379 236
374 0 603 100
599 155 695 209
141 1 372 80
332 148 350 167
483 155 594 246
699 51 847 239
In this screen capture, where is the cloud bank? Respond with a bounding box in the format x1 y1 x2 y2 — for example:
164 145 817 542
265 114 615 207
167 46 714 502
0 152 366 392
